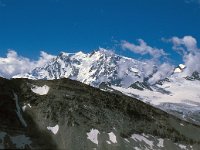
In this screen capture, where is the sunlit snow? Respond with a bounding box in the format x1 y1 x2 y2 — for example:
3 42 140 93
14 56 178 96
157 138 164 147
174 68 182 73
179 64 186 69
131 134 153 149
22 103 31 112
112 78 200 106
108 132 117 143
87 129 100 145
31 85 49 95
178 144 187 150
47 125 59 134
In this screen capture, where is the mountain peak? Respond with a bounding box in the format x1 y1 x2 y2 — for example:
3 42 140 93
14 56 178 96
174 64 186 73
13 50 149 87
90 48 115 57
13 50 189 88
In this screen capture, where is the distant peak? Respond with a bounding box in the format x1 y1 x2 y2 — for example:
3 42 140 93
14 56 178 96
58 52 69 57
99 47 114 54
75 51 86 56
174 64 186 73
179 64 186 69
58 51 75 57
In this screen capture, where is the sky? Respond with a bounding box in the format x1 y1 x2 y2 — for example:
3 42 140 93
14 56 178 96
0 0 200 77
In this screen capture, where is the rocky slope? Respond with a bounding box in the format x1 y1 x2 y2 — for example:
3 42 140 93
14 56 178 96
1 77 200 149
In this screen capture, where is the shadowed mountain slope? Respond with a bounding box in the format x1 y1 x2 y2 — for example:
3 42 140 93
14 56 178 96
0 77 200 149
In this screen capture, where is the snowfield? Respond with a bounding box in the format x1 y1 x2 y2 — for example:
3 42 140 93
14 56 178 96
108 132 117 144
22 103 31 112
31 85 49 95
87 129 100 145
47 124 59 135
131 134 154 149
112 78 200 107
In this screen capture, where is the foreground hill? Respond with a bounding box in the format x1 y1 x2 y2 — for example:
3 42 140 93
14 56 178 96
0 77 200 149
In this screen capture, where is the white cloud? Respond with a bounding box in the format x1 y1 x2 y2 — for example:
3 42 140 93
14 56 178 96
120 39 174 84
143 60 156 77
183 52 200 75
148 63 174 84
36 51 55 67
0 50 55 78
121 39 166 58
170 36 197 53
168 36 200 75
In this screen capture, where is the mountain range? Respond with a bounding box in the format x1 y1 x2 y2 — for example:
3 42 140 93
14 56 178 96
12 49 200 126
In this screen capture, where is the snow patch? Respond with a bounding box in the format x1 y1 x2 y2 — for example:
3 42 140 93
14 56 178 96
174 68 182 73
130 67 139 73
124 138 130 143
22 105 27 112
157 138 164 147
87 129 100 145
27 103 32 108
179 64 186 69
22 103 32 112
47 124 59 134
108 132 117 143
31 85 49 95
178 144 187 149
174 64 185 73
131 134 153 148
106 141 111 144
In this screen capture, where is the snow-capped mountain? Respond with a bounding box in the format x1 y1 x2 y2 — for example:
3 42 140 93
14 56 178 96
174 64 186 73
13 49 200 125
14 48 155 88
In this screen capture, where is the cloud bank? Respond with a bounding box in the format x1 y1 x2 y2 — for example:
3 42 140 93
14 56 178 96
0 50 55 78
148 63 174 84
121 39 166 58
1 36 199 83
121 39 173 84
168 35 200 76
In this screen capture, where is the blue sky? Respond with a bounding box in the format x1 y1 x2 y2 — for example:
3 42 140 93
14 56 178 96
0 0 200 64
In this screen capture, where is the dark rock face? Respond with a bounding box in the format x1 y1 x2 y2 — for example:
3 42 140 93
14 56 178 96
129 81 152 91
155 78 170 86
1 77 200 149
186 71 200 81
0 77 58 149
